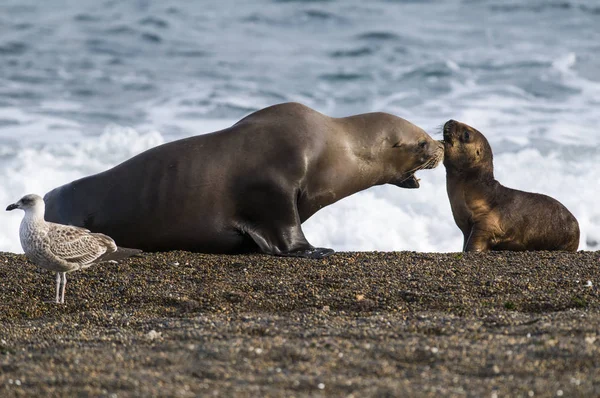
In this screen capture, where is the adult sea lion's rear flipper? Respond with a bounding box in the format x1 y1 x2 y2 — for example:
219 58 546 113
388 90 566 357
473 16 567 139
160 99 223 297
239 183 335 259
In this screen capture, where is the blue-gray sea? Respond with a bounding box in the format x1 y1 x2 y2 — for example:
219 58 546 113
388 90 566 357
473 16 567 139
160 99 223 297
2 0 599 253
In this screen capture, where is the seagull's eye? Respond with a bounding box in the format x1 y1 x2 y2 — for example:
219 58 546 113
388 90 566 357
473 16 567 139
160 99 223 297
21 197 35 205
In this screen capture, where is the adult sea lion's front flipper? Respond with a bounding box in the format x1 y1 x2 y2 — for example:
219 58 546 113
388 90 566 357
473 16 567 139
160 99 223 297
239 183 334 259
244 227 334 259
280 247 335 259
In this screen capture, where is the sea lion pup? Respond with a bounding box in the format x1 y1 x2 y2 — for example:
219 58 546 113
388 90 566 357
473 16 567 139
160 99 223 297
44 102 444 259
442 120 579 252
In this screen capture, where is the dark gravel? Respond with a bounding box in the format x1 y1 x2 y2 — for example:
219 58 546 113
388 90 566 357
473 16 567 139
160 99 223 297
1 250 599 397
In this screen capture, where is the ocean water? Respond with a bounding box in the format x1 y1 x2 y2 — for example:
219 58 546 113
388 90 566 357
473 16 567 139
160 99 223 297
2 0 599 253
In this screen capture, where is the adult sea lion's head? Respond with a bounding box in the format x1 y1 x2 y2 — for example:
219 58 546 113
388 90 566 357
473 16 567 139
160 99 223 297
442 120 493 175
385 118 444 189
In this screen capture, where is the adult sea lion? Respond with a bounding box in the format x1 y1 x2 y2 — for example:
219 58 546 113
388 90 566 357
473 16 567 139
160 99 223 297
44 102 444 258
442 119 579 252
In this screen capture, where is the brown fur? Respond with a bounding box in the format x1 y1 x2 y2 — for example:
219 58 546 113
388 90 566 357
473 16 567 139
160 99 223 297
442 120 579 252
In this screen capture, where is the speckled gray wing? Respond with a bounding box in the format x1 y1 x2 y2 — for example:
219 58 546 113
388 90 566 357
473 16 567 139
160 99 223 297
46 225 117 268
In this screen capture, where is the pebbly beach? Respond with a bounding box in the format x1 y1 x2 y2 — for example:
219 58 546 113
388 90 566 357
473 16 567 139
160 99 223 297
2 1 600 397
1 250 598 397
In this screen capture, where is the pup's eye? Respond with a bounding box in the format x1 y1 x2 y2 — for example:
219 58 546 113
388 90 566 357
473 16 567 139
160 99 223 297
418 141 427 149
393 142 402 148
463 131 470 142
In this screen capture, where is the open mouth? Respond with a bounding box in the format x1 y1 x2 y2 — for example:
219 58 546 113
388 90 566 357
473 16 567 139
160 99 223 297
397 173 420 189
397 147 444 189
394 140 445 189
441 128 454 145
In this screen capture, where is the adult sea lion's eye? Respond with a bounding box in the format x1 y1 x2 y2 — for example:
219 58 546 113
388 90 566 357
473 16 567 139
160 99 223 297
463 131 470 142
418 141 427 148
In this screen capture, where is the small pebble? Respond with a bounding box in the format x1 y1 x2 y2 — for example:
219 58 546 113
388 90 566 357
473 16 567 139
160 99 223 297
0 251 598 395
15 380 21 386
586 280 593 287
584 336 596 344
146 330 161 340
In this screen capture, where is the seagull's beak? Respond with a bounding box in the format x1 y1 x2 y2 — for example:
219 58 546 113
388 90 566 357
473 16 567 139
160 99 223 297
6 203 18 211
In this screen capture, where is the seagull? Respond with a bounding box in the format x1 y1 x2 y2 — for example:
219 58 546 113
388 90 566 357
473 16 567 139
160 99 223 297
6 193 141 304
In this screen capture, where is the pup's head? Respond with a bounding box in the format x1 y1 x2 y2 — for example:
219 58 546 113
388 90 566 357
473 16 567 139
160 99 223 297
442 120 493 175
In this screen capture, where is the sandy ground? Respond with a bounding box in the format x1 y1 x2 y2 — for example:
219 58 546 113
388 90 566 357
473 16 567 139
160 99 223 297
0 250 599 397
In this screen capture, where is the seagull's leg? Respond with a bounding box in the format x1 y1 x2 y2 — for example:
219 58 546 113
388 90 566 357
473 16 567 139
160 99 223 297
55 272 60 304
61 272 66 304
